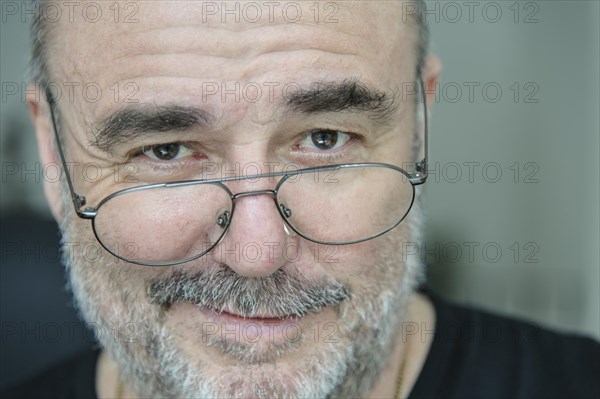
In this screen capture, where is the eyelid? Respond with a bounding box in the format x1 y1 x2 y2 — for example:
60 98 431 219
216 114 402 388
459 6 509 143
127 141 193 161
296 129 360 151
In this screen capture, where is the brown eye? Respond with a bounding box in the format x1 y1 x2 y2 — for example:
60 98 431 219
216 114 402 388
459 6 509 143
143 143 192 161
311 131 338 149
300 130 351 151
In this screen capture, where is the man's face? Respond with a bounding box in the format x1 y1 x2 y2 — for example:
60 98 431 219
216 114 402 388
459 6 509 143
46 1 424 397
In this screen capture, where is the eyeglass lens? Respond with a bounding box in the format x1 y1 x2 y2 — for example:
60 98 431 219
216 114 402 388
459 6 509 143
92 165 414 265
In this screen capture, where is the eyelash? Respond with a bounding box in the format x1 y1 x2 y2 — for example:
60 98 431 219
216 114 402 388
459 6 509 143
129 142 190 157
124 143 202 175
292 130 362 158
126 130 361 164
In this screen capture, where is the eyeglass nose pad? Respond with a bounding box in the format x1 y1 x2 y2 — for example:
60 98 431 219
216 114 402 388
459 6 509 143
283 223 297 237
279 203 296 237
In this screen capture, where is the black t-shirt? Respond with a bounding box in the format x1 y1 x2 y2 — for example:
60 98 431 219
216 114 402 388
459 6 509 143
3 293 599 399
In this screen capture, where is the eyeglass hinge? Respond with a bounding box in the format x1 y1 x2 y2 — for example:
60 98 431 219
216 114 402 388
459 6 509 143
77 208 97 219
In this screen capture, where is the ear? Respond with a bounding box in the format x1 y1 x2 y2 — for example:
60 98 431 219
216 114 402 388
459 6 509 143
422 54 442 107
27 85 65 224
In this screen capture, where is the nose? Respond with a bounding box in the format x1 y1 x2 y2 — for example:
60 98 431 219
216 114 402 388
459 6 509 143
212 188 291 277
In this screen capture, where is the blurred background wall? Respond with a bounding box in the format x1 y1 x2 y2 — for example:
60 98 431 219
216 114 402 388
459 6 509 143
422 0 599 339
1 0 599 389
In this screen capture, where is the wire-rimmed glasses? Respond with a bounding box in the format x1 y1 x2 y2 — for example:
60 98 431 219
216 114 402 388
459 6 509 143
47 81 429 266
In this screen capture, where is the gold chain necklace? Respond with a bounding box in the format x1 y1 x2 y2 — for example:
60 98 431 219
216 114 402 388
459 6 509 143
394 339 411 399
115 375 124 399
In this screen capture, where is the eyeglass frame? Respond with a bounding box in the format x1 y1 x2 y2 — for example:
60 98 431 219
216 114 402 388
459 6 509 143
46 79 429 266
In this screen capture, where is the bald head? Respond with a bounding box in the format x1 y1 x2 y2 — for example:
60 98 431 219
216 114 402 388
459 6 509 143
29 0 429 87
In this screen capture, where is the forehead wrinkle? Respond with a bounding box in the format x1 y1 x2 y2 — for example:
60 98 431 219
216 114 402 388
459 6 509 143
104 22 365 64
60 9 413 98
57 4 414 128
113 50 363 82
55 2 412 78
115 47 359 64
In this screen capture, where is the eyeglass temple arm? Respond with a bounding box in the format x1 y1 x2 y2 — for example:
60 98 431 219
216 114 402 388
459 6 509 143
46 90 89 213
410 78 429 185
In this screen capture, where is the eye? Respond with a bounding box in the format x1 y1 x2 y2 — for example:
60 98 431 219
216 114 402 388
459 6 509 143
299 130 352 151
142 142 193 161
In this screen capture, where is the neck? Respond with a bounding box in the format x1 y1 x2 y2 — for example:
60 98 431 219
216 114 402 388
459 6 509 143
363 292 436 399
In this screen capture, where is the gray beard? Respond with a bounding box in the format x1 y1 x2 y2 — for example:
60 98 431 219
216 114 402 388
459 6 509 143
61 200 425 399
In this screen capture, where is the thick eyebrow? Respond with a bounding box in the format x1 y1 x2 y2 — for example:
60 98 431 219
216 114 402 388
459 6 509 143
285 79 397 121
91 105 214 151
91 80 394 151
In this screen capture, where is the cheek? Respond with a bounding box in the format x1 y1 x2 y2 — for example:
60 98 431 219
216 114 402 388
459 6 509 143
65 215 166 311
304 228 410 286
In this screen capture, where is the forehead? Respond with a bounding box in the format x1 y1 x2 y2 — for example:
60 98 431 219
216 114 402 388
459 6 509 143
47 1 417 117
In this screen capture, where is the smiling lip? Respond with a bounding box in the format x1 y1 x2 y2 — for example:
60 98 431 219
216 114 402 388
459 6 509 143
197 307 302 345
198 307 299 323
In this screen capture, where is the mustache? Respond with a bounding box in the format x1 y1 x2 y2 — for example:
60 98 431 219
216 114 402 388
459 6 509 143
146 266 350 318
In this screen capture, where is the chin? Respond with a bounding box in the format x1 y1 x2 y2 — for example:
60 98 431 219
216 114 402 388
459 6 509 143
149 319 352 399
